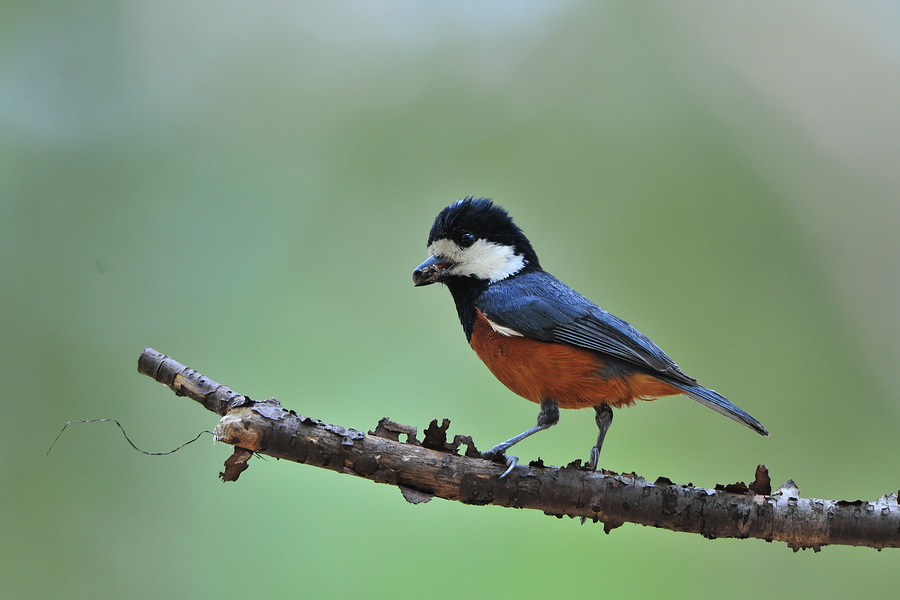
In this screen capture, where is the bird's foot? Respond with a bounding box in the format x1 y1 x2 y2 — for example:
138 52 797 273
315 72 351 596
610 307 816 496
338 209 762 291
580 445 602 525
587 445 600 472
481 449 519 479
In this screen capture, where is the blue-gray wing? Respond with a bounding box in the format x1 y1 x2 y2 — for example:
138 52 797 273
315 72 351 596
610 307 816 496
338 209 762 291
476 271 698 386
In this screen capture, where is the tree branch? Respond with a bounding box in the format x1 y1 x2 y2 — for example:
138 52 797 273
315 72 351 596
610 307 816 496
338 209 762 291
137 347 899 551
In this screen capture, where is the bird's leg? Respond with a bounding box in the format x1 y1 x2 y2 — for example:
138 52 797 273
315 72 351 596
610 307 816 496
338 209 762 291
587 404 614 472
482 399 559 478
581 404 614 525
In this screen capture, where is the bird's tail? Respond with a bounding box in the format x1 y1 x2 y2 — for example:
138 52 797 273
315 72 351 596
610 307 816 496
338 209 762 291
670 383 769 436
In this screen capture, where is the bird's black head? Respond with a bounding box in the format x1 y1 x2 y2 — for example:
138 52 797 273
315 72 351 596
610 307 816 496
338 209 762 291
412 197 540 287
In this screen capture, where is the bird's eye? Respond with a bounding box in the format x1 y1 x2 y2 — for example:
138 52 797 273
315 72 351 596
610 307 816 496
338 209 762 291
457 232 475 248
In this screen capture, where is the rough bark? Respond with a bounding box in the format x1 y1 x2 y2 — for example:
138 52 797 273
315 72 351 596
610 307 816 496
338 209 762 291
137 347 900 551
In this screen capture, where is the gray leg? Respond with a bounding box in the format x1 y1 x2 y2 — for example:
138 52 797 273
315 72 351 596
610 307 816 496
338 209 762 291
582 404 614 524
483 399 559 478
587 404 614 472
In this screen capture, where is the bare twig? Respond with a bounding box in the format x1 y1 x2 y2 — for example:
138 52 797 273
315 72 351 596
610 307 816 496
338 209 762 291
137 347 900 551
48 418 211 455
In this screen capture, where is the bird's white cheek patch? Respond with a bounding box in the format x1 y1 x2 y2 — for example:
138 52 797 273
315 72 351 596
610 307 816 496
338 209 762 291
426 239 457 263
427 238 526 282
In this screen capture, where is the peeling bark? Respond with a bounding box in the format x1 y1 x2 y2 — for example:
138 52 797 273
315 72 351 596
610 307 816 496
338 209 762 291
137 347 900 551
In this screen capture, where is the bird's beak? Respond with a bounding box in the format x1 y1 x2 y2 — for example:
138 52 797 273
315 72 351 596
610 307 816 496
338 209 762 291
412 255 451 286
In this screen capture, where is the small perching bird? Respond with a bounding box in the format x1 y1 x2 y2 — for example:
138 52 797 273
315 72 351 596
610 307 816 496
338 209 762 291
413 197 767 477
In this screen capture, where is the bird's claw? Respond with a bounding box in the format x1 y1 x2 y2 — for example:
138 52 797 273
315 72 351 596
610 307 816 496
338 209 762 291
587 446 600 472
481 450 519 478
499 455 519 478
580 446 602 525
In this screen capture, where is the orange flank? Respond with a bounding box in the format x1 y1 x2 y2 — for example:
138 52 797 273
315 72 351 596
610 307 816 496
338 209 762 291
470 310 683 409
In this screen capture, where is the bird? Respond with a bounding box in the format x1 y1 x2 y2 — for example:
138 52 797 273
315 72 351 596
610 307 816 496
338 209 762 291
412 197 768 477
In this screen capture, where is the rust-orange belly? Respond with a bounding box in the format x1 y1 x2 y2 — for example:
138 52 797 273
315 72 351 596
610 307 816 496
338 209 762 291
470 310 682 409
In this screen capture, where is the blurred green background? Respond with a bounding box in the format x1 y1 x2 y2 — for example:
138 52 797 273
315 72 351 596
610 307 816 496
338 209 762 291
3 1 899 598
